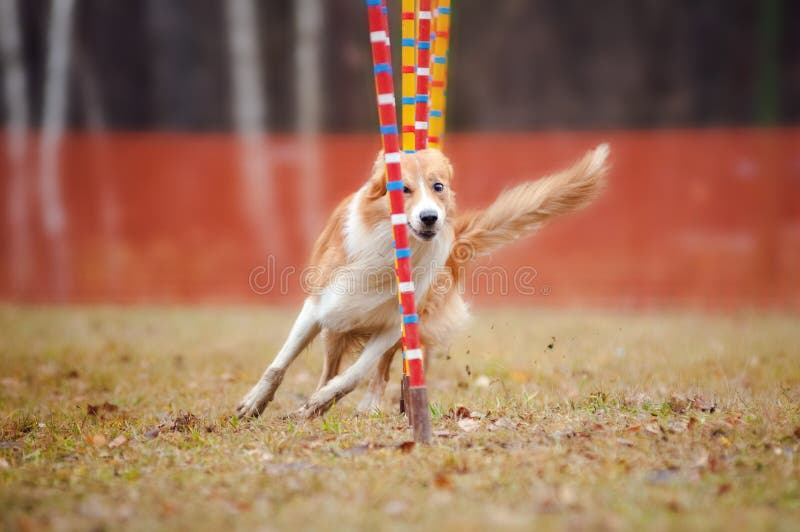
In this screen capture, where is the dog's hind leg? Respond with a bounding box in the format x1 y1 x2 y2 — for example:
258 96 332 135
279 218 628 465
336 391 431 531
300 328 399 418
356 342 400 415
315 329 353 392
237 298 321 418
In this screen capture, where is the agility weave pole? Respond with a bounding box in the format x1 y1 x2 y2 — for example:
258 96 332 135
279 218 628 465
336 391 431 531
366 0 432 443
400 0 434 415
400 0 416 153
413 0 433 150
428 0 451 148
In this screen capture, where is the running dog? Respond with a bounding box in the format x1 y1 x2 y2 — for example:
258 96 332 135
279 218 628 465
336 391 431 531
237 144 609 418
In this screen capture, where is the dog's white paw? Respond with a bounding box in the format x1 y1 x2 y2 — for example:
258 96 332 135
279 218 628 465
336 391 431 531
355 391 382 416
301 393 337 419
235 367 285 418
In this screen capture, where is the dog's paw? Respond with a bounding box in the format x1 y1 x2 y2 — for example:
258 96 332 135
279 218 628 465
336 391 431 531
355 391 382 416
235 367 286 418
235 385 268 418
298 396 335 419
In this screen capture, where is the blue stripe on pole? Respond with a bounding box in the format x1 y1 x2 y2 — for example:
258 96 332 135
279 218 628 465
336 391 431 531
438 6 451 14
402 96 416 105
386 180 404 191
433 56 447 64
402 314 419 324
374 63 392 74
398 304 403 314
382 6 387 14
418 41 431 50
402 38 415 47
380 124 399 135
416 94 429 102
403 150 415 154
365 0 381 5
430 110 442 117
396 248 411 259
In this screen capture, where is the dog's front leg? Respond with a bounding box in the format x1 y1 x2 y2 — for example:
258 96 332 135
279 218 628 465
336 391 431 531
236 298 321 418
355 343 398 415
299 328 399 418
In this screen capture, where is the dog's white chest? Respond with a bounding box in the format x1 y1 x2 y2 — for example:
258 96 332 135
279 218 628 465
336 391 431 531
317 190 450 332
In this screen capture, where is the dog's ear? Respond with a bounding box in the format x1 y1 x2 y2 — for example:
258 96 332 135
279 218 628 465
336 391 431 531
364 150 387 200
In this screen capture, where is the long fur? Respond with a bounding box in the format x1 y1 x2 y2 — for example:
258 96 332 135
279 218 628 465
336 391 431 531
451 143 609 262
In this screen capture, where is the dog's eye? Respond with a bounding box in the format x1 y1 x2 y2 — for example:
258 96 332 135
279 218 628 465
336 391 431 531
433 182 445 192
403 185 411 194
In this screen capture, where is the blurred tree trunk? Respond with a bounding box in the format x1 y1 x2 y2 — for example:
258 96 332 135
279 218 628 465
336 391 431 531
0 0 32 295
226 0 284 256
295 0 323 246
39 0 75 299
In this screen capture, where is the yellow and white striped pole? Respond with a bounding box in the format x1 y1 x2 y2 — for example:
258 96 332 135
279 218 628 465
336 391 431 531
400 0 416 152
428 0 451 149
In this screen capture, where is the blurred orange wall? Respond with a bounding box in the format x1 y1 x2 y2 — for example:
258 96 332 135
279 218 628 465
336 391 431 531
1 128 798 309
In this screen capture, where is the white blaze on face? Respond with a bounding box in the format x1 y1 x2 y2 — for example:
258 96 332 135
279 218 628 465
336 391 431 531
410 158 444 232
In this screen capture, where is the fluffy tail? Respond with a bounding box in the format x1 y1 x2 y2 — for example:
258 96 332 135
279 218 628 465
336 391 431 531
451 143 609 263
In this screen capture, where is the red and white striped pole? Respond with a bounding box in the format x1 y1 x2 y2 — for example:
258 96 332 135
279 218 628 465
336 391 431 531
365 0 432 443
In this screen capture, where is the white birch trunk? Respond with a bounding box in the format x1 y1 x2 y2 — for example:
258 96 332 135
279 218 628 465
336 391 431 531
0 0 32 294
226 0 283 256
295 0 323 245
39 0 76 298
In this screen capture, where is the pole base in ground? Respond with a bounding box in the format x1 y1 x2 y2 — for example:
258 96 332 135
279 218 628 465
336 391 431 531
408 385 432 443
400 374 410 415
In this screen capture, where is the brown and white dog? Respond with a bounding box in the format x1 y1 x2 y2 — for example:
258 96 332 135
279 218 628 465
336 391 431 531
237 144 609 418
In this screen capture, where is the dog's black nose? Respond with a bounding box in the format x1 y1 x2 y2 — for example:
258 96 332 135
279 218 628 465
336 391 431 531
420 210 438 227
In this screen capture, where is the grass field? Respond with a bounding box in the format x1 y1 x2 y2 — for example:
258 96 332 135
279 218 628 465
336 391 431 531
1 305 799 531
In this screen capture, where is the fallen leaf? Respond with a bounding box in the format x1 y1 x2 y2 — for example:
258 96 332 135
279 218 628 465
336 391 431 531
397 441 415 453
433 473 453 490
87 402 119 417
668 393 689 413
667 420 688 433
666 499 683 513
451 406 471 419
717 483 732 496
433 430 456 438
108 435 128 448
144 429 160 440
793 426 800 440
162 411 200 432
87 433 107 447
690 394 716 413
458 418 480 433
644 422 662 435
725 416 742 426
687 417 699 431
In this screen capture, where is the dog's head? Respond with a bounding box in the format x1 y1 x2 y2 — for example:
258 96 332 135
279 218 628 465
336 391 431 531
364 149 455 242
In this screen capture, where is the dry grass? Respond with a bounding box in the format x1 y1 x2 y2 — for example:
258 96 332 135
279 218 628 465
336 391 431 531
1 305 799 531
